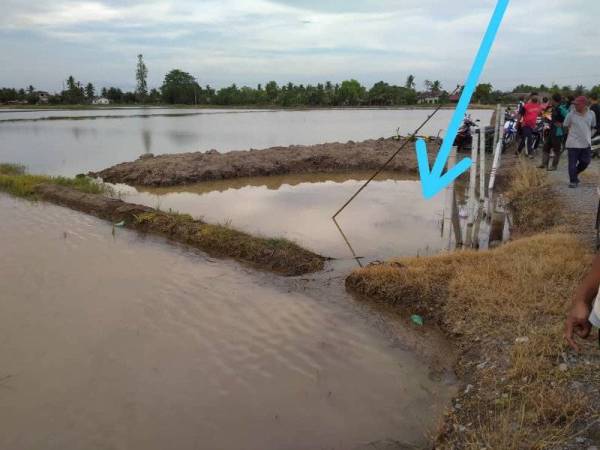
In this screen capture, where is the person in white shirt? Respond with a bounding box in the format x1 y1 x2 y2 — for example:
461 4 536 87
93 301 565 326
563 96 597 188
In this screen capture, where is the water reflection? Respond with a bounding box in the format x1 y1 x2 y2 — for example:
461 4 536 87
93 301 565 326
142 129 152 154
114 172 444 261
167 130 200 146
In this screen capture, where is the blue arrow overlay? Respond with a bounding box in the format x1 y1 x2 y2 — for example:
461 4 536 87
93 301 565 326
417 0 510 199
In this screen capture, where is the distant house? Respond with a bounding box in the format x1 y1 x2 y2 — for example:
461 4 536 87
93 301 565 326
418 91 440 104
36 91 50 104
92 97 110 105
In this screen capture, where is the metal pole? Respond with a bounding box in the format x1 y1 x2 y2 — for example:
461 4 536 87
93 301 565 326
488 128 504 193
451 191 463 249
478 129 485 202
332 217 363 267
492 103 501 149
487 107 504 217
467 125 479 223
442 147 456 249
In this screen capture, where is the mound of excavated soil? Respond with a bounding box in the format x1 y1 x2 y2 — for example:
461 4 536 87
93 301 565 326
90 137 433 187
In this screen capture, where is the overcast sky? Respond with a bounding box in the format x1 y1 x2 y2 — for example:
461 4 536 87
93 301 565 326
1 0 599 93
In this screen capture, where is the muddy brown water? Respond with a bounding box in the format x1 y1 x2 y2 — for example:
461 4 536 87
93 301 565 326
113 171 460 262
0 194 456 450
0 108 484 448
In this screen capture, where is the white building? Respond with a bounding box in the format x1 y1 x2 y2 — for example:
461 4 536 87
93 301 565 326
417 92 440 104
92 97 110 105
36 91 50 104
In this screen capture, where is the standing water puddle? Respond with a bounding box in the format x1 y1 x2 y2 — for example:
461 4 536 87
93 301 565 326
115 172 458 261
0 194 455 450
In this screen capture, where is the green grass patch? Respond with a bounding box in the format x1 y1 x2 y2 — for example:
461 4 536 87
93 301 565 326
130 208 324 275
0 163 107 198
0 163 26 175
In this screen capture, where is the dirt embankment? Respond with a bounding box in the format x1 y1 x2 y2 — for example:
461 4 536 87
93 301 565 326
90 137 433 187
34 184 325 276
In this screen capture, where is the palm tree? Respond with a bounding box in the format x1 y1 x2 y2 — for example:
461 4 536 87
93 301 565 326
405 75 415 90
432 80 442 93
66 75 76 91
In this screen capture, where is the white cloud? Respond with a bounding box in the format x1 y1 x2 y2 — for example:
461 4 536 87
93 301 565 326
1 0 600 91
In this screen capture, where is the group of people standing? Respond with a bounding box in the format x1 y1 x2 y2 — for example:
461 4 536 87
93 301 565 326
515 92 599 187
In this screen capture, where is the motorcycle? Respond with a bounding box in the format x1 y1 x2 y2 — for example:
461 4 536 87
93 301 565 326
453 115 480 152
531 116 551 151
502 111 518 149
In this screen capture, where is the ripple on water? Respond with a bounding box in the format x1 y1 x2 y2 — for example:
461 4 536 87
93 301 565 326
0 194 455 450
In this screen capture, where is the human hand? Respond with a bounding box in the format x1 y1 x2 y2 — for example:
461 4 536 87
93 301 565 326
564 300 592 352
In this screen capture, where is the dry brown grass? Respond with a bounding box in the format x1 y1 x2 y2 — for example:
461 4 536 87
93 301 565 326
346 251 485 319
504 160 563 235
346 159 600 448
348 233 598 449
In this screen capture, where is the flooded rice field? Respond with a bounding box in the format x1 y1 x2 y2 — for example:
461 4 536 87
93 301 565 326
0 107 492 176
114 171 454 261
0 194 455 450
0 107 492 448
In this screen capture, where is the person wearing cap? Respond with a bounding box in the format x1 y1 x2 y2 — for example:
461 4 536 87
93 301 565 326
565 254 600 351
563 96 597 188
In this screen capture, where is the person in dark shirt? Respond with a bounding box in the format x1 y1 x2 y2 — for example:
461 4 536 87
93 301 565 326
538 93 567 170
590 93 600 138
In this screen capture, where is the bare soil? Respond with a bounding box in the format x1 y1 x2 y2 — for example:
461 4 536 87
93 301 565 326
90 137 433 186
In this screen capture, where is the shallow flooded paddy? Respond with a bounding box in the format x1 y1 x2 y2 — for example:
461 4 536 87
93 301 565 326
0 194 454 450
116 171 453 261
0 107 490 449
0 107 492 175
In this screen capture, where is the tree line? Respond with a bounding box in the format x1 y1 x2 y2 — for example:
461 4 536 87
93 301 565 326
1 54 599 107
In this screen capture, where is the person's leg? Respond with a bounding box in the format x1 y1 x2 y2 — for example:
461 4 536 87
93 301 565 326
576 147 592 180
525 126 535 157
567 148 579 185
550 134 563 169
539 134 552 168
520 126 532 156
517 129 526 154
